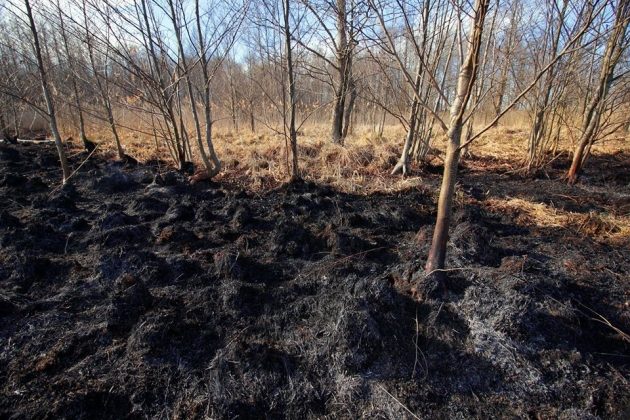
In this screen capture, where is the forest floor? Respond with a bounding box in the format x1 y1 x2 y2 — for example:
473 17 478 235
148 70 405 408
1 141 629 419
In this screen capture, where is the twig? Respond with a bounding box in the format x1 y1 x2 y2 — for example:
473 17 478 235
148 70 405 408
606 363 629 385
509 273 630 344
552 194 581 203
574 300 630 343
297 247 387 279
412 310 428 381
425 266 479 277
64 233 72 255
377 384 421 420
49 144 100 194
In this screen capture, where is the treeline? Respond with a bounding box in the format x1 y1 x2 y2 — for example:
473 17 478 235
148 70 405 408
0 0 629 276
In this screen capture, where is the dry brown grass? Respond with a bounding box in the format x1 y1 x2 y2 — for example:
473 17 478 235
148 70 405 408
61 113 629 194
210 126 427 193
485 197 630 246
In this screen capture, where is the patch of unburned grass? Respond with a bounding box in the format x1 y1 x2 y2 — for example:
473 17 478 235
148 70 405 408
485 197 630 246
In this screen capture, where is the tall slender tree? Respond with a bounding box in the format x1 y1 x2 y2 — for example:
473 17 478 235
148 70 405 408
24 0 70 183
567 0 630 183
424 0 490 277
283 0 300 180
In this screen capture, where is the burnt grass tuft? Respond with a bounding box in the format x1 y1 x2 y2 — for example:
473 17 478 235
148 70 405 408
1 142 629 418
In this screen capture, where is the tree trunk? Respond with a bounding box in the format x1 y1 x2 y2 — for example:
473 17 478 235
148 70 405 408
392 67 420 175
105 99 125 159
527 104 545 170
425 126 462 274
138 0 184 168
229 70 238 133
0 111 9 139
331 87 346 145
195 0 221 178
462 115 474 158
168 0 214 178
492 2 519 125
425 0 489 275
249 99 256 133
463 0 498 159
567 135 590 184
25 0 70 183
393 0 430 176
284 0 299 181
342 77 357 139
331 0 349 145
378 109 386 138
526 1 567 171
11 103 20 138
74 87 89 148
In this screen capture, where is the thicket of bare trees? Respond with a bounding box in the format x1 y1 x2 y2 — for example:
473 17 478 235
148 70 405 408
0 0 629 276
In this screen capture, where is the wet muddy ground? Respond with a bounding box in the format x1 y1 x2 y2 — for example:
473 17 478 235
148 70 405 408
1 143 629 419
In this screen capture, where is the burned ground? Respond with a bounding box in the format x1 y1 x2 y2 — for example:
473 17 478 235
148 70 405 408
0 143 629 419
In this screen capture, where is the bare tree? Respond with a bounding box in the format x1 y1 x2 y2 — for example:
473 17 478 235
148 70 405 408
491 0 521 125
330 0 352 144
567 0 630 183
249 0 309 180
56 0 93 152
284 0 300 180
367 0 458 175
24 0 70 182
299 0 365 145
166 0 214 178
424 0 490 277
81 0 125 159
366 0 604 281
1 0 624 196
191 0 232 179
462 0 500 157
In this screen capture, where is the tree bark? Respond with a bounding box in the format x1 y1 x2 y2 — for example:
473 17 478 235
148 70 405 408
492 1 519 125
331 85 346 144
342 76 357 138
393 0 430 175
249 99 256 133
11 103 20 139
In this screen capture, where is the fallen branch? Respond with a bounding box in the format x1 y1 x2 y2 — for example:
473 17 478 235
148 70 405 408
16 138 54 144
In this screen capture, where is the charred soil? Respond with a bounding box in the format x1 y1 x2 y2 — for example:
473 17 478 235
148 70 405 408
1 143 629 419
